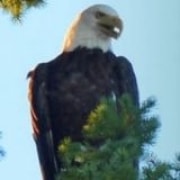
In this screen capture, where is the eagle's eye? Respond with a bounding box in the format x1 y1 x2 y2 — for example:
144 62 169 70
95 11 106 19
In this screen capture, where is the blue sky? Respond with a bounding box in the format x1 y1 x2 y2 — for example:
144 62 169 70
0 1 180 179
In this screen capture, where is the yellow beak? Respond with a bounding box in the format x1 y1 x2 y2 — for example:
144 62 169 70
98 15 123 39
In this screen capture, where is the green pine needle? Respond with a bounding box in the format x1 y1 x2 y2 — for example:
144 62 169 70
56 95 179 179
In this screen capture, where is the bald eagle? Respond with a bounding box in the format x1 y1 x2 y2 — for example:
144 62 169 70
28 4 139 180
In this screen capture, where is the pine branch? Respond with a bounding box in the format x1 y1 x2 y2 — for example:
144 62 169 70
56 94 162 180
0 131 5 159
0 0 45 19
141 153 180 179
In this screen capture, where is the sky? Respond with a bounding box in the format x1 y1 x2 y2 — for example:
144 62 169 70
0 0 180 179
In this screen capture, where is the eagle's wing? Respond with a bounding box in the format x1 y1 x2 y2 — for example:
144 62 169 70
114 56 139 168
28 64 57 180
115 56 139 107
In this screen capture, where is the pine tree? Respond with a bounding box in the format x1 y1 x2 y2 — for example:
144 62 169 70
0 131 5 159
0 0 44 19
141 153 180 179
55 95 180 180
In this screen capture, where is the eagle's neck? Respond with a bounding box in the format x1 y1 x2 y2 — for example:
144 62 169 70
62 16 112 53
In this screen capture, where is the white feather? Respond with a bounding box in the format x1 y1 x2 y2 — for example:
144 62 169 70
62 4 119 52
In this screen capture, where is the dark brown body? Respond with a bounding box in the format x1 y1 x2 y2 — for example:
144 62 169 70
28 47 139 180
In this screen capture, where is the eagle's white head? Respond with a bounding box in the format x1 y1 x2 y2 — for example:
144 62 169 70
62 4 123 52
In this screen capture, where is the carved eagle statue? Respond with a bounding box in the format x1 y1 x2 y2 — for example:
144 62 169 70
28 4 139 180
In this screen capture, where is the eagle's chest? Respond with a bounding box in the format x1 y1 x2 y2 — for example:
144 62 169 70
48 57 117 114
47 50 119 140
55 59 114 98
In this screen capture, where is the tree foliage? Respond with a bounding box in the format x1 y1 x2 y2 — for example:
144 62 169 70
0 0 44 18
56 95 142 180
0 131 5 159
55 95 180 180
141 153 180 179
